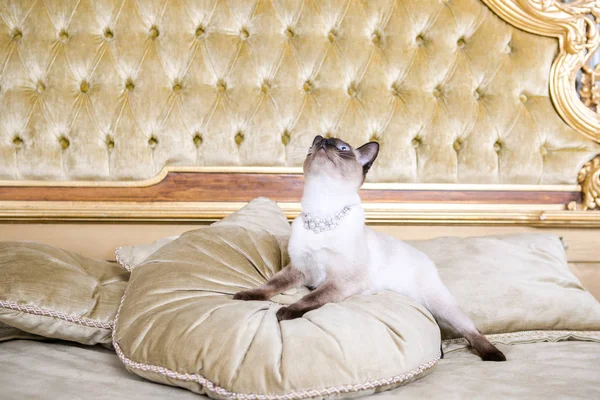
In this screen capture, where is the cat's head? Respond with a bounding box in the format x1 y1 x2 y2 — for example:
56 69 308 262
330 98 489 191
303 135 379 189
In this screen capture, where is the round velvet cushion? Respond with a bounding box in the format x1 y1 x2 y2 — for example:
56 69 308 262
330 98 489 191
113 226 441 399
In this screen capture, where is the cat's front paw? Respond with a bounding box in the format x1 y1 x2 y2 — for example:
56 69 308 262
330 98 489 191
276 306 305 321
233 289 269 301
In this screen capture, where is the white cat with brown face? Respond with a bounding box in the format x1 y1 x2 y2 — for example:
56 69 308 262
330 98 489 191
234 135 506 362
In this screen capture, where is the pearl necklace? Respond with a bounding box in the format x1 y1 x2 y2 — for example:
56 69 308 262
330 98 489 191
302 205 352 234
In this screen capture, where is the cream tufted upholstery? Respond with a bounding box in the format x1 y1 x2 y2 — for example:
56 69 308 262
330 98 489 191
0 0 598 183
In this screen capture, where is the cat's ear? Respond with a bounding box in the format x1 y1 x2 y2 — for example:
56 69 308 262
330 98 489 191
312 135 324 146
355 142 379 174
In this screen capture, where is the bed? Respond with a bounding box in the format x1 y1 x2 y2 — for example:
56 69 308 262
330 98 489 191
1 340 599 399
1 0 599 398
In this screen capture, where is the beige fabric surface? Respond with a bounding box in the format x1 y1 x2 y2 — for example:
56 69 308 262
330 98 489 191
115 197 290 271
407 234 600 340
0 321 44 342
1 340 599 399
570 262 600 302
114 198 441 399
0 241 129 346
1 0 598 183
118 219 600 342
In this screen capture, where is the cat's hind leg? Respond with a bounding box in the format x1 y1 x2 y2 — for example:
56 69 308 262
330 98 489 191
423 281 506 362
233 264 305 301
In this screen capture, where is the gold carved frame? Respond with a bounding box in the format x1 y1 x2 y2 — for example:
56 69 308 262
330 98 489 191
482 0 600 140
0 0 599 226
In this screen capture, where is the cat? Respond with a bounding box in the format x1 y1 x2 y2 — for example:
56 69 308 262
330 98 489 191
234 135 506 362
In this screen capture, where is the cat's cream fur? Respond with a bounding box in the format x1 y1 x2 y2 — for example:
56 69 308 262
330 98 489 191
234 136 506 362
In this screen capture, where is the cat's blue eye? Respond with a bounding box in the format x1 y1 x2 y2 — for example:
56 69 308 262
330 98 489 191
337 144 349 151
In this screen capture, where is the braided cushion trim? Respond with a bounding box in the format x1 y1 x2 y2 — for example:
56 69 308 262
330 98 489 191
443 330 600 346
114 247 133 272
0 300 113 330
113 339 439 400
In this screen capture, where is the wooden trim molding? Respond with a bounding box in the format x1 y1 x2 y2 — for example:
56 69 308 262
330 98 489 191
0 172 582 203
1 201 600 226
1 154 598 224
482 0 600 142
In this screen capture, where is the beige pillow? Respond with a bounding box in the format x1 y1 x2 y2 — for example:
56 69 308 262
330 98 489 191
0 242 130 346
0 321 45 342
115 197 290 271
114 203 441 399
408 234 600 345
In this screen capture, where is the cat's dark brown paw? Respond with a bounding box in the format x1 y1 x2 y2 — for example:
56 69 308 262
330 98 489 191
481 348 507 362
276 306 304 321
233 290 269 301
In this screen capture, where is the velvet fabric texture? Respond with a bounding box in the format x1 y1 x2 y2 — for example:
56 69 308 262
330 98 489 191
2 340 599 399
408 234 600 340
0 242 129 346
113 200 441 399
1 0 598 183
118 205 600 343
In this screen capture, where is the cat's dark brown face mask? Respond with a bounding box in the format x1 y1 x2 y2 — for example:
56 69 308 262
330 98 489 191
303 135 379 188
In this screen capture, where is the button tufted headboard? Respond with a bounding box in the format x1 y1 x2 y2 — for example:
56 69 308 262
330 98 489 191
0 0 599 225
0 0 598 184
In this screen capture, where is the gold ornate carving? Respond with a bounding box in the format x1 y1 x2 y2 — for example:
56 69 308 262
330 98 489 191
580 64 599 111
568 155 600 210
482 0 600 142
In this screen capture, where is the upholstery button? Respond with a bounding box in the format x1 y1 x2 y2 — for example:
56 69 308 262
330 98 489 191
36 81 46 93
370 133 380 142
217 80 227 92
285 27 295 38
12 29 22 41
195 26 205 38
303 80 313 93
59 29 69 41
104 28 114 40
519 93 528 103
173 82 182 92
324 132 332 139
415 34 424 46
328 29 337 43
261 81 271 93
347 82 357 97
59 136 70 150
149 26 159 39
125 79 135 91
457 37 466 48
411 137 421 148
240 27 249 40
235 131 244 146
12 136 23 148
193 133 203 147
432 86 441 98
281 130 291 146
540 145 548 156
505 43 512 54
106 135 115 151
390 83 401 97
474 88 482 100
372 30 382 45
148 136 158 148
80 80 89 93
453 139 462 152
494 141 502 152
